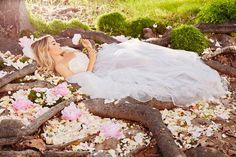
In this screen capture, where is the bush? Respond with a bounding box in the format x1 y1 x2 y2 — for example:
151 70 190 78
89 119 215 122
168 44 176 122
171 25 208 54
96 12 128 35
196 0 236 24
66 18 90 30
127 17 156 38
30 14 90 35
47 19 68 35
232 33 236 39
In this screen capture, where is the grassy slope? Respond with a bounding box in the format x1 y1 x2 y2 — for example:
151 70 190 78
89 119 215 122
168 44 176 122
27 0 209 26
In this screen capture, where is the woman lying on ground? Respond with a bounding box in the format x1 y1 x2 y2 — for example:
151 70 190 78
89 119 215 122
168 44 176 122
30 35 227 107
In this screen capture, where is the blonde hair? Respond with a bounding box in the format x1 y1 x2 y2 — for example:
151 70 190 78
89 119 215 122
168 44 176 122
31 35 55 72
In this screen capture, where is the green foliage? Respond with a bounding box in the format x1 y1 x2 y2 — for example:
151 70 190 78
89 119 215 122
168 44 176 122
32 31 42 38
29 13 49 34
28 90 38 103
68 84 78 93
232 33 236 39
171 25 208 54
127 17 156 38
19 57 30 63
47 19 68 35
96 12 128 35
66 18 90 30
29 13 89 35
196 0 236 24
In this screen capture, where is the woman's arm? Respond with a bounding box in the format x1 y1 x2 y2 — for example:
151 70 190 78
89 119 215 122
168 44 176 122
86 47 97 72
80 39 97 72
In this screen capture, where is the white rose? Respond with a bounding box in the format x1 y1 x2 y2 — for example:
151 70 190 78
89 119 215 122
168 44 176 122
72 34 82 45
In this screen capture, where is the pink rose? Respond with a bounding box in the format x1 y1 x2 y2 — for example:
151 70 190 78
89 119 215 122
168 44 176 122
61 103 82 121
100 122 124 139
52 83 70 97
12 98 34 111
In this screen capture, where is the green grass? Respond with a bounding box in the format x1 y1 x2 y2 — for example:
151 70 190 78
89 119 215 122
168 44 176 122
27 0 208 26
77 0 207 26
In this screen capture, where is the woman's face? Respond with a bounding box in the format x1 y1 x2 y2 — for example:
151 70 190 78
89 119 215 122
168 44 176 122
48 36 63 55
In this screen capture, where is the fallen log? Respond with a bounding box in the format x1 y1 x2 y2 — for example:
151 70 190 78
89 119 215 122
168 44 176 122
203 59 236 77
83 98 186 157
195 23 236 33
0 150 41 157
202 46 236 60
0 81 54 93
0 150 89 157
59 28 120 44
0 62 37 88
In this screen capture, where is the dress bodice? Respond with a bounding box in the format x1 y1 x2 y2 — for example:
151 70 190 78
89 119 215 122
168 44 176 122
68 52 89 73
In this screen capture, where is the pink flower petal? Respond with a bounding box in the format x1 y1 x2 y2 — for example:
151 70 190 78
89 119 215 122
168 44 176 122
100 122 124 139
52 83 70 97
12 98 34 111
61 103 82 121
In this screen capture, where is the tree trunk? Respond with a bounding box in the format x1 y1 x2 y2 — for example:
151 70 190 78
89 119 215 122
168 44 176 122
0 0 33 54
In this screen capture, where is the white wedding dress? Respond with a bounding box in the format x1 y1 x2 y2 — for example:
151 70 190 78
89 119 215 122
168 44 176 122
66 39 227 107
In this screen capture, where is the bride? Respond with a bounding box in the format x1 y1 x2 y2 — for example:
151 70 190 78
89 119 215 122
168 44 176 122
30 35 227 107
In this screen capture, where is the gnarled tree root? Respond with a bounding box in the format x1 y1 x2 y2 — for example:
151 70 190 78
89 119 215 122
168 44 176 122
83 98 186 157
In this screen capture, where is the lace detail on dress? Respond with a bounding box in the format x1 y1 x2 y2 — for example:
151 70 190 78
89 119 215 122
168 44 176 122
68 52 89 73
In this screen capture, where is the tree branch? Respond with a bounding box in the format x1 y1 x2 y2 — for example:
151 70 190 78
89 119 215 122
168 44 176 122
0 81 54 93
0 62 37 88
202 46 236 60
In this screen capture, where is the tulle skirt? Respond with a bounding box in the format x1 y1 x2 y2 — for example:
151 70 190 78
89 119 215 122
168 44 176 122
67 39 227 107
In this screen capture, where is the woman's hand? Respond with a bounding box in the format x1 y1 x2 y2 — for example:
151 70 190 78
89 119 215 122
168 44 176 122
81 39 96 58
81 39 93 49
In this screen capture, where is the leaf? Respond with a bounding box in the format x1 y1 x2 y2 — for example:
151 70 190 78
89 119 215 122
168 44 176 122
199 136 215 147
20 138 46 152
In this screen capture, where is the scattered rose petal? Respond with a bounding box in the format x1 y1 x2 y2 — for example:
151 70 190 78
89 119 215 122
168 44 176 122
100 122 124 139
52 83 70 97
61 102 82 121
12 98 34 111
